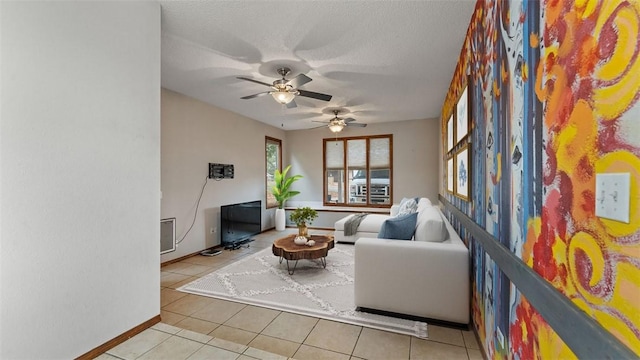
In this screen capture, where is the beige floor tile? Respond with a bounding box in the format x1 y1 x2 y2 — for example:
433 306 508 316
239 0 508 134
210 324 258 345
349 357 365 360
243 347 289 360
107 329 171 360
153 322 183 334
303 319 362 355
161 288 189 307
137 335 203 360
261 312 318 343
186 344 239 360
352 327 410 360
168 276 199 289
224 305 281 333
162 261 192 273
182 253 228 266
177 329 213 344
175 316 220 335
94 353 121 360
462 329 481 349
162 294 215 316
248 334 300 358
161 272 192 288
426 325 465 347
467 348 484 360
191 298 246 324
293 344 351 360
161 310 187 325
175 263 215 276
237 355 260 360
410 338 468 360
208 337 249 353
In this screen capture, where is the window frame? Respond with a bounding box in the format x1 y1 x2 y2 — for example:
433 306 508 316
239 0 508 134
323 134 393 207
265 136 282 209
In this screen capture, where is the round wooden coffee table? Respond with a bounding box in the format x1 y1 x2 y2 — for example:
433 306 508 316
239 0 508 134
272 234 335 275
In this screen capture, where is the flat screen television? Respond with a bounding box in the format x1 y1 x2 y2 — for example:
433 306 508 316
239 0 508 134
221 200 261 249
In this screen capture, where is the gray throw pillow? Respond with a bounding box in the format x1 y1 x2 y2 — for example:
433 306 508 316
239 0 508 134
378 212 418 240
397 197 418 216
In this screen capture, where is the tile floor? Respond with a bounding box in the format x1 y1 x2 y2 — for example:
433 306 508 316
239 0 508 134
99 229 484 360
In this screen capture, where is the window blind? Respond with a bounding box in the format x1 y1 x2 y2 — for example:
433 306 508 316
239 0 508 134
370 138 390 168
326 140 344 169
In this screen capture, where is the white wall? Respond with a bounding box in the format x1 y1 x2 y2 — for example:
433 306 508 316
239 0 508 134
161 89 285 262
286 118 441 203
0 2 160 358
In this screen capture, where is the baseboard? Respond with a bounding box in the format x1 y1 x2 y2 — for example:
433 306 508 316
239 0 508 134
76 314 161 360
161 246 224 266
355 307 469 330
161 228 277 266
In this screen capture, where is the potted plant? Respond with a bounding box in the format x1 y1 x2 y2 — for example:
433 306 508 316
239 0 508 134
272 165 303 231
289 206 318 238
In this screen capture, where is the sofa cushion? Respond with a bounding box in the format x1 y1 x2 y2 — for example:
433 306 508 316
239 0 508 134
378 212 418 240
414 205 448 242
397 197 419 216
335 214 390 233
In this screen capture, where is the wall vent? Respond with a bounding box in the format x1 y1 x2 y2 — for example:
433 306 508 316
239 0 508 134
160 218 176 254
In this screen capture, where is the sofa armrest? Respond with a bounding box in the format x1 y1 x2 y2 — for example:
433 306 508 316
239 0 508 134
354 238 469 324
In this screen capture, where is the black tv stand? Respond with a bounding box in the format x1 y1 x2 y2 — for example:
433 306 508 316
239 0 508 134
224 238 254 251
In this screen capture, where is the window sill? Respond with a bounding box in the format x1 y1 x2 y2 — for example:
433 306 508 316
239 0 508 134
284 201 391 214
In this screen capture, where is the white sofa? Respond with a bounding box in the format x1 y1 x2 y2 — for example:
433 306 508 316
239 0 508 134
340 198 469 325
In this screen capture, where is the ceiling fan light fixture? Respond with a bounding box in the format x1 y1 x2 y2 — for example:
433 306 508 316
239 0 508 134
271 90 296 104
329 122 345 133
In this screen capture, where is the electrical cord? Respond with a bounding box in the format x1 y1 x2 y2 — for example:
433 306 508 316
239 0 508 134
177 175 209 245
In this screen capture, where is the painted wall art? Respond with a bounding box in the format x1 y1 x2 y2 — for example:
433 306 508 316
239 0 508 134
447 114 454 152
440 0 640 359
447 156 455 193
455 145 469 200
456 85 469 144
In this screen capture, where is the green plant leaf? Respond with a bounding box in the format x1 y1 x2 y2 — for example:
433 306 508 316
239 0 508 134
271 165 302 208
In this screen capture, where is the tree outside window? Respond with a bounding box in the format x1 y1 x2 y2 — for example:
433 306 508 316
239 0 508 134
266 137 282 208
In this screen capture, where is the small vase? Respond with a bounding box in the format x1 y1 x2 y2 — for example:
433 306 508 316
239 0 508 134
298 223 308 238
294 236 307 245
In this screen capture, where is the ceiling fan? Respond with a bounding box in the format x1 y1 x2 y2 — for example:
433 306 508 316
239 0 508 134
237 67 332 109
313 110 367 133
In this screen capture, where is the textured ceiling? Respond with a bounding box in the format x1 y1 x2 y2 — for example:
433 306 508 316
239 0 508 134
160 1 475 130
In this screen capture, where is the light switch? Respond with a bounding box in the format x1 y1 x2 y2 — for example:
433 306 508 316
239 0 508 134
595 173 631 223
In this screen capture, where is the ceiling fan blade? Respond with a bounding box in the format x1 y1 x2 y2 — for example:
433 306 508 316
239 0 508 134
285 99 297 109
241 92 270 100
298 89 332 102
311 120 329 124
310 124 327 129
286 74 312 88
343 118 356 123
347 123 367 127
237 76 273 88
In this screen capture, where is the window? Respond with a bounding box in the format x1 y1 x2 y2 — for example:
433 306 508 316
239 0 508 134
266 137 282 208
324 135 392 206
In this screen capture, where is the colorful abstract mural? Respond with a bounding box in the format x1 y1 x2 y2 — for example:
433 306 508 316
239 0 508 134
441 0 640 358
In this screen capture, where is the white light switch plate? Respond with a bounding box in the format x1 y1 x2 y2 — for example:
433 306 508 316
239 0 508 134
595 173 631 223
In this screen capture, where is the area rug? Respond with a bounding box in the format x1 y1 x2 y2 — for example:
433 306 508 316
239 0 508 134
178 244 427 338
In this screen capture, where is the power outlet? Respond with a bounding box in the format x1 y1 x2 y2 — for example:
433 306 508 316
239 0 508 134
595 173 631 223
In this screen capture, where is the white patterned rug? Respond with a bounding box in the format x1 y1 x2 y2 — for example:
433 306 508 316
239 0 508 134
178 244 427 338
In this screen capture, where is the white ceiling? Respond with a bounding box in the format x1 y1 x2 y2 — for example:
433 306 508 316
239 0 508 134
160 1 475 130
